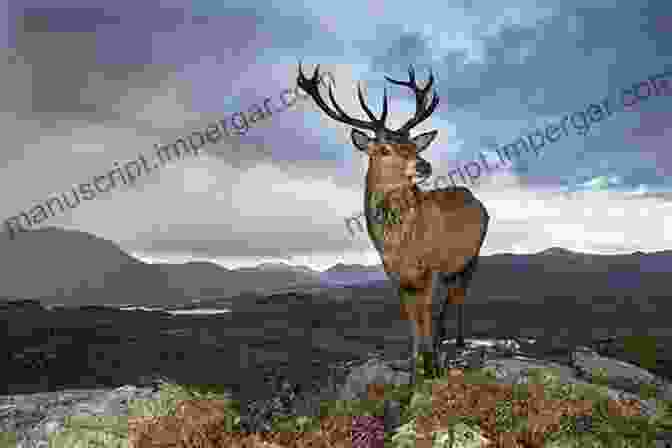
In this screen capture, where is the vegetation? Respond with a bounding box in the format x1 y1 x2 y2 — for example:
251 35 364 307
1 362 672 447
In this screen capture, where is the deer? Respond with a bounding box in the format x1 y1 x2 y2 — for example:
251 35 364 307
297 63 490 387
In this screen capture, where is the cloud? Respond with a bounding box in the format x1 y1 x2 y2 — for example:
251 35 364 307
2 0 672 270
472 186 672 255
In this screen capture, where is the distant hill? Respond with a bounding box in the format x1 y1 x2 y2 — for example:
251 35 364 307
323 263 383 273
319 263 387 286
2 227 670 308
0 227 174 307
319 248 672 302
0 227 322 307
155 261 320 302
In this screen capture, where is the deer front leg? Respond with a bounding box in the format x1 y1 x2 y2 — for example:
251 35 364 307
400 286 437 385
415 286 440 380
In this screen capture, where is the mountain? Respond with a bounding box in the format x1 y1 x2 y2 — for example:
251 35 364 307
320 248 672 301
323 263 383 273
0 227 176 307
0 227 322 307
2 226 671 308
154 261 236 303
537 247 578 257
236 262 319 279
467 248 672 302
250 262 317 276
319 263 387 286
231 262 321 292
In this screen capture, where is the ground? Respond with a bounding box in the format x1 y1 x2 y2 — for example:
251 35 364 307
2 359 672 447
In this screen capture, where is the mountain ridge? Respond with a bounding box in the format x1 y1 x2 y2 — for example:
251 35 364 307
2 227 671 308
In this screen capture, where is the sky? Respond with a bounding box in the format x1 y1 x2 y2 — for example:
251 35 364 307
0 0 671 271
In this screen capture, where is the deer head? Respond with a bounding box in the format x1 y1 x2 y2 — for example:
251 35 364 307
297 64 439 192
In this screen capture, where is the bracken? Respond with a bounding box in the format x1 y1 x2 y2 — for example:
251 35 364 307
127 368 656 448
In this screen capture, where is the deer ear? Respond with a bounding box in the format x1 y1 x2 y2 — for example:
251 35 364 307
412 130 438 153
351 129 372 152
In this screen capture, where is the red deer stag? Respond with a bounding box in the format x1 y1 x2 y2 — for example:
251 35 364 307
297 63 489 386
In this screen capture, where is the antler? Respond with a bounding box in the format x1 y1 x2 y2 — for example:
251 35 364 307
384 66 440 135
297 61 389 133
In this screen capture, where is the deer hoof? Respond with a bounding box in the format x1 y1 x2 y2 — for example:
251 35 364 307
408 355 418 386
433 350 444 378
416 351 440 380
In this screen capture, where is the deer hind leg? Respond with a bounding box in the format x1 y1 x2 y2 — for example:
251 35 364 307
430 273 449 376
447 287 467 348
443 256 480 349
399 287 419 387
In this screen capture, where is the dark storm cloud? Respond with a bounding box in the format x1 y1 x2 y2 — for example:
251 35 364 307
19 7 121 32
368 1 672 122
371 32 433 72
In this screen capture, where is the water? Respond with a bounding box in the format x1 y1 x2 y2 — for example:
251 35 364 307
117 305 231 315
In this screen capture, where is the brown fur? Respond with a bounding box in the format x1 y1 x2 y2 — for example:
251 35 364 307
366 142 485 341
297 63 488 381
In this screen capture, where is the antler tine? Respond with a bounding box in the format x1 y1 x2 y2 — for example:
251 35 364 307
326 83 357 120
383 65 416 88
296 62 387 132
357 82 378 122
355 82 389 127
424 69 434 92
380 86 389 124
384 65 440 134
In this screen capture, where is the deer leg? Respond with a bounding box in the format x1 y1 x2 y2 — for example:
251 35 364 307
400 286 437 384
446 286 467 348
453 257 479 350
413 286 437 380
430 276 447 377
399 287 418 388
456 302 465 348
432 302 448 377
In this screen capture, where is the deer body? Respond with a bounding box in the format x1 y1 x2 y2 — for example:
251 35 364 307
366 185 485 287
298 63 489 386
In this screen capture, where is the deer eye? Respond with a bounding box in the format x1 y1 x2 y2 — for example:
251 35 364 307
379 147 390 156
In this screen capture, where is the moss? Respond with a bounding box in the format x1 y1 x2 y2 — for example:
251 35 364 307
367 191 386 241
399 287 416 306
0 431 17 448
622 335 658 371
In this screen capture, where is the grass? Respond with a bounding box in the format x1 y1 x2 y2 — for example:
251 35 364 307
2 363 672 447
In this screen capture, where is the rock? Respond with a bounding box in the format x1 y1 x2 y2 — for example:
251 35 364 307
134 373 181 392
335 357 411 403
239 378 305 434
571 347 672 401
238 369 327 435
0 385 164 448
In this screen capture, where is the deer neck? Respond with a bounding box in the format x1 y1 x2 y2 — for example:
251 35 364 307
383 183 419 211
364 177 418 250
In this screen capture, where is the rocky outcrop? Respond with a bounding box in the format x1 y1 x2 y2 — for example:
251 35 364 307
3 338 672 447
0 383 166 447
330 339 672 446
